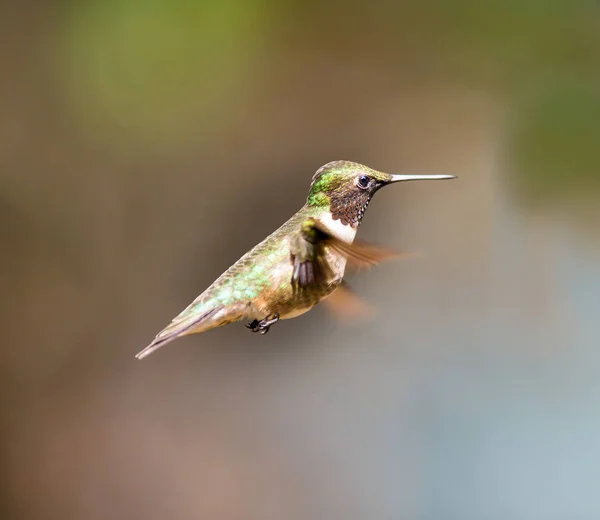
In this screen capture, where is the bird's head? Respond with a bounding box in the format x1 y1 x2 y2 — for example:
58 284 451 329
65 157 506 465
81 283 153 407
306 160 455 226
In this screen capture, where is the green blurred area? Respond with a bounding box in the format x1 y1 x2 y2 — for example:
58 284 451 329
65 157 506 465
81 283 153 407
61 0 264 147
510 81 600 205
52 0 600 205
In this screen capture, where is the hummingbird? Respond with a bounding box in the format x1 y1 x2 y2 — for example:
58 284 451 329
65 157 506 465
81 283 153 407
136 161 455 359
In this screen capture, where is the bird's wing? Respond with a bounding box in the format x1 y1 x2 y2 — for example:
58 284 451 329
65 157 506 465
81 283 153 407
321 280 375 321
289 217 400 291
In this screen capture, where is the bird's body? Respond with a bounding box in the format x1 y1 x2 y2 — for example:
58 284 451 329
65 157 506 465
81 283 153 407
136 161 455 359
172 206 353 330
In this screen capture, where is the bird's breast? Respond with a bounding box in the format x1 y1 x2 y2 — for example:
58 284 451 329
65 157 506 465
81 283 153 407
317 212 358 243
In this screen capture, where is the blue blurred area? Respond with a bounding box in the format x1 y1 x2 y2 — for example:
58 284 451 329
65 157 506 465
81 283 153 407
1 0 600 518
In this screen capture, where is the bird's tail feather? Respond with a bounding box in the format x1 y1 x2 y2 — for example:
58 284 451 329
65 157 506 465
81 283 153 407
135 306 221 360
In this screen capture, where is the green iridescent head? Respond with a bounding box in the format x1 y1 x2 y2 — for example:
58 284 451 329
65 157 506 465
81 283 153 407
306 160 455 226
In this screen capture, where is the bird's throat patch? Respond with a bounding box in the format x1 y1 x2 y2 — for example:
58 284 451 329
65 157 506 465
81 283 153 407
329 190 371 226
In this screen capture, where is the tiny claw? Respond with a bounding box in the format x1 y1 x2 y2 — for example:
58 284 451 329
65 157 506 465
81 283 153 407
246 314 279 334
246 319 260 331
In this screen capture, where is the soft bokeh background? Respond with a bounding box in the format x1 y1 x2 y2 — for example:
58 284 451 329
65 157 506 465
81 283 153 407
2 1 600 518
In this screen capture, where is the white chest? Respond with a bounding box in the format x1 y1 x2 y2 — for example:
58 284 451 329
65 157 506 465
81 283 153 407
317 212 358 244
315 212 358 282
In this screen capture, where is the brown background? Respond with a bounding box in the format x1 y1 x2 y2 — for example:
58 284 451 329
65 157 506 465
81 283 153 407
2 1 600 518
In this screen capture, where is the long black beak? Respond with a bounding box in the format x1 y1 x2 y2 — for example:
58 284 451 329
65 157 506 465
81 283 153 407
389 174 457 182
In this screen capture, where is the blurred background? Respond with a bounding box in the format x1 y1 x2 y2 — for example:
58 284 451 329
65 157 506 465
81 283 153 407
2 0 600 518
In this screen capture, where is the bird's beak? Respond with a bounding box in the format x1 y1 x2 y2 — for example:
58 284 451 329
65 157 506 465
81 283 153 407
389 174 457 183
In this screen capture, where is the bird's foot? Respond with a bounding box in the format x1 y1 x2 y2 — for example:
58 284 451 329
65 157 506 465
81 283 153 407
246 314 280 335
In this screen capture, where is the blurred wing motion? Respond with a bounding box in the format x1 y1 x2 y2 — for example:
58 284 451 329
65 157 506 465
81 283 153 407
290 217 399 288
322 280 375 321
137 218 414 359
289 217 401 315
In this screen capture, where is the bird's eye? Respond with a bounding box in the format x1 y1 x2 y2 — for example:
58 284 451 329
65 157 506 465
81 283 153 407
357 175 370 189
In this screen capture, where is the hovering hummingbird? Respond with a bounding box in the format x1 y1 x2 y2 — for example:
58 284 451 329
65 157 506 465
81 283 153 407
136 161 455 359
